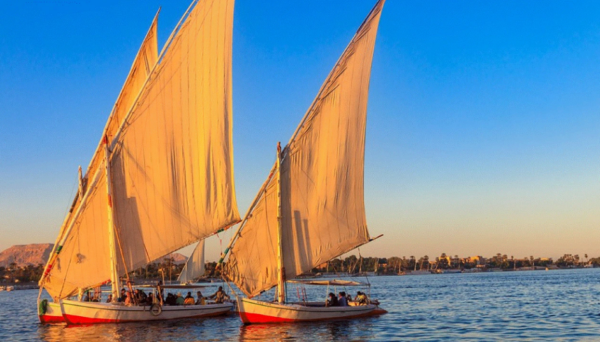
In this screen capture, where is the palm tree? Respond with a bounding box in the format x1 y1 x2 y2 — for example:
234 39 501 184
530 255 534 268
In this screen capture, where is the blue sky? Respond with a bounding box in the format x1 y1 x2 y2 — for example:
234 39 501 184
1 1 599 261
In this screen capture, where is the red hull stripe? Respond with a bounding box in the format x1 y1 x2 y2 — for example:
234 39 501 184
39 314 65 324
239 308 387 324
64 310 229 325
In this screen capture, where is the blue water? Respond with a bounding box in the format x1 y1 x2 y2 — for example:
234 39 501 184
2 269 600 341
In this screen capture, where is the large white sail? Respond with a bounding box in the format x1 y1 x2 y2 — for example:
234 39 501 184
42 15 159 299
43 0 239 300
226 0 385 298
178 240 206 283
110 0 239 272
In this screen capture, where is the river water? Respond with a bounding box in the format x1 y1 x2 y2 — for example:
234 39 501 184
2 269 600 341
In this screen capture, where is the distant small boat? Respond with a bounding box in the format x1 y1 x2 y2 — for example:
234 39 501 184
6 286 14 292
441 269 461 274
0 286 5 292
407 270 431 275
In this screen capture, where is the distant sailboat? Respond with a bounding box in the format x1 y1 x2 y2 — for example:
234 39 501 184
178 240 205 284
221 0 387 324
37 0 240 325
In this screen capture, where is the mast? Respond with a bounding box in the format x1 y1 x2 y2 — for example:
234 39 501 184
276 142 286 303
103 135 120 301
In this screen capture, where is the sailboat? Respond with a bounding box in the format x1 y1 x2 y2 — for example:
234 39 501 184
37 0 240 325
220 0 387 324
178 240 205 284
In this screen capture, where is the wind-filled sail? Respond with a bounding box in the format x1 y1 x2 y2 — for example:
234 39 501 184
44 170 113 298
42 16 159 299
110 0 238 272
43 0 239 300
40 15 159 297
178 240 205 283
226 0 384 298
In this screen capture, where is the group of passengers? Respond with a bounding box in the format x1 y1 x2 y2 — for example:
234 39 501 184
161 286 230 306
83 284 230 307
325 291 369 307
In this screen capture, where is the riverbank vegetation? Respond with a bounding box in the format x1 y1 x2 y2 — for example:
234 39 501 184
2 253 599 284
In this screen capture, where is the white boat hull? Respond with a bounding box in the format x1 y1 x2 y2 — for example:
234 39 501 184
38 301 65 324
61 299 233 325
237 298 386 324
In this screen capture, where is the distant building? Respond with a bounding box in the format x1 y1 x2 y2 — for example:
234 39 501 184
466 256 486 265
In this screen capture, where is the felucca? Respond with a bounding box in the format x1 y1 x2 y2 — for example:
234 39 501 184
220 0 387 324
178 240 205 284
37 0 240 325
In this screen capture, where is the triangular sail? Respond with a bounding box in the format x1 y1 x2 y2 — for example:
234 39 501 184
178 240 206 283
225 0 385 298
42 16 159 299
43 0 238 300
110 0 239 273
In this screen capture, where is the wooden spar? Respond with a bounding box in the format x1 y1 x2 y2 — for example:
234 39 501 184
103 135 121 301
275 142 286 303
78 166 83 198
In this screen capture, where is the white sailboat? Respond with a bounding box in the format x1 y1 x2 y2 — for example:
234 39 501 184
220 0 387 324
37 0 240 325
178 240 205 284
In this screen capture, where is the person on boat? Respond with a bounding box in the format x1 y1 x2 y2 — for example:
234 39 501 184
124 291 133 305
338 292 348 306
165 293 174 305
146 292 154 305
118 288 127 302
354 291 367 305
83 291 91 302
195 291 206 305
184 292 195 305
106 294 113 303
135 289 148 304
176 292 185 305
208 286 229 304
326 292 339 307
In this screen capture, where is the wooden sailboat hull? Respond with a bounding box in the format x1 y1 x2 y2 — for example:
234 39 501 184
61 299 233 325
38 301 66 324
237 298 386 324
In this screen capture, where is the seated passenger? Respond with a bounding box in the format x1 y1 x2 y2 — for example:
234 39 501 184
354 291 367 305
338 292 348 306
124 291 133 305
196 291 206 305
208 286 230 304
326 292 339 307
165 293 176 305
176 292 185 305
183 292 195 305
138 289 148 304
118 288 127 302
106 294 113 303
146 293 154 305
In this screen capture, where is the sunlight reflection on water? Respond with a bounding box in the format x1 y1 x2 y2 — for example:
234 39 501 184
2 269 600 341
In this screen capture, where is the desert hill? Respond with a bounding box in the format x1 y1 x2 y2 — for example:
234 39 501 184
0 243 189 268
0 243 53 268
